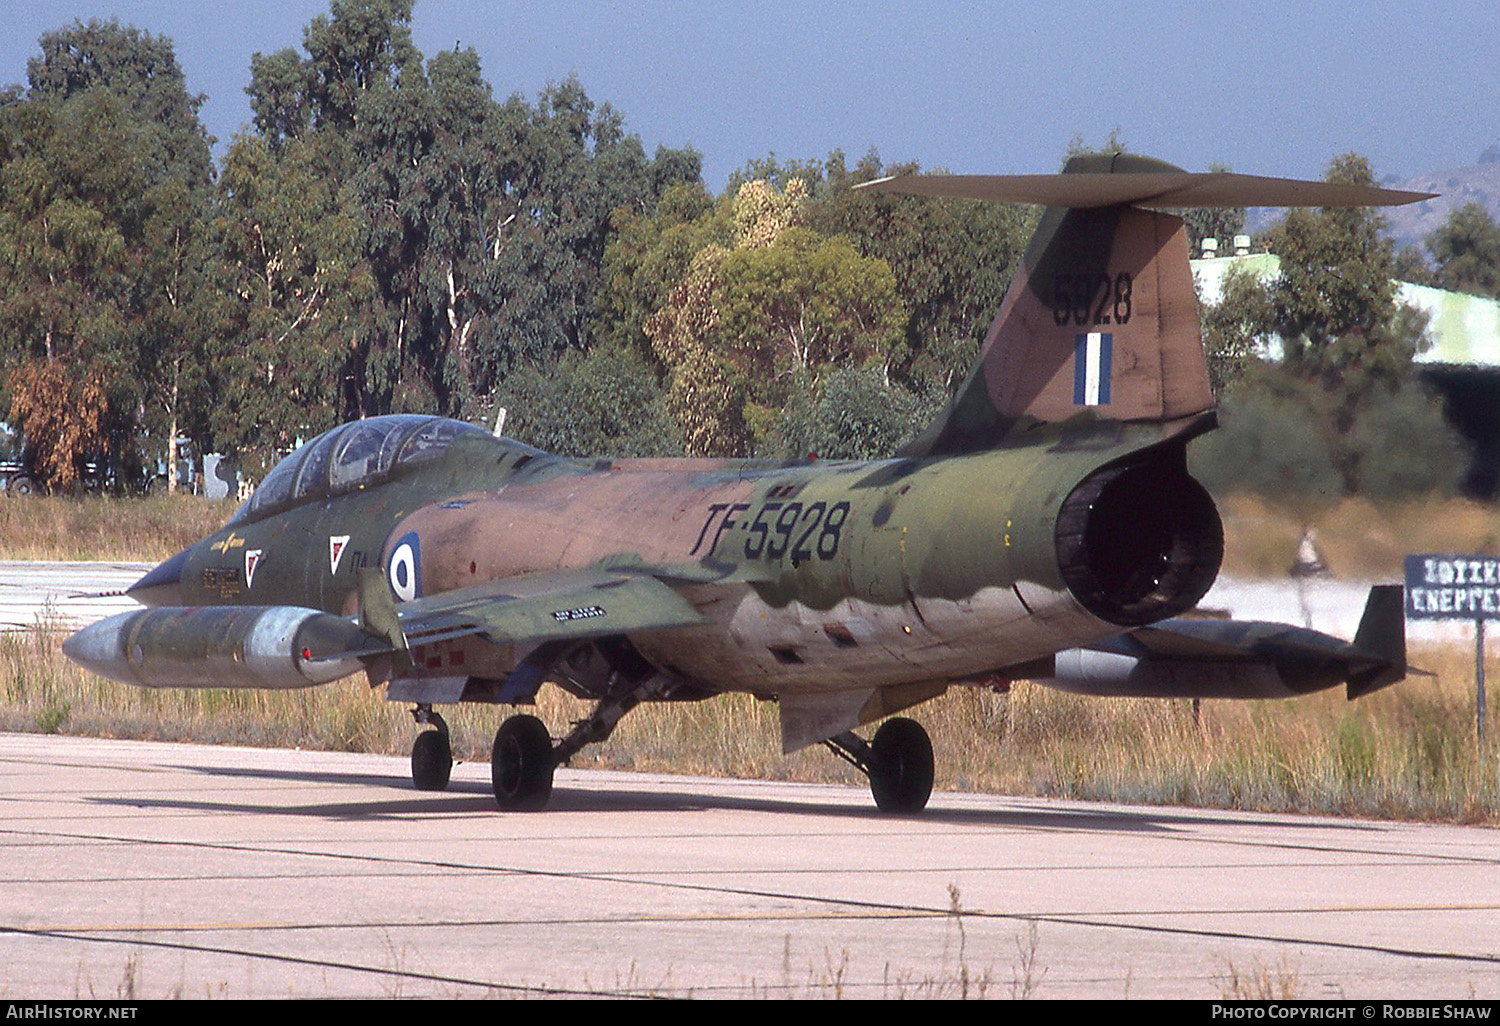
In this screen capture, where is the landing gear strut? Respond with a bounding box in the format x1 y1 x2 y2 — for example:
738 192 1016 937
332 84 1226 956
825 716 934 813
488 658 672 811
410 706 452 791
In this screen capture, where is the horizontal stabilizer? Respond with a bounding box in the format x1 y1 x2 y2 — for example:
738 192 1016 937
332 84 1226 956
857 172 1435 209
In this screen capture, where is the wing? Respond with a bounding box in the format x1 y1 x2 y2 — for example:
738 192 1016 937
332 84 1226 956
395 566 707 647
63 564 713 692
324 565 710 664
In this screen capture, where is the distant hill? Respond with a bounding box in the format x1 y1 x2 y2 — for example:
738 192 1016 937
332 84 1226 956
1384 162 1500 252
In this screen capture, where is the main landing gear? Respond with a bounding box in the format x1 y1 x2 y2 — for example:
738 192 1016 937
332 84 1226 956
409 698 934 815
825 716 935 814
490 714 554 810
407 662 672 810
486 668 672 811
406 703 558 809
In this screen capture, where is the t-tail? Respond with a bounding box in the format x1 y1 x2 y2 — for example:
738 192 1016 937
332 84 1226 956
858 153 1434 456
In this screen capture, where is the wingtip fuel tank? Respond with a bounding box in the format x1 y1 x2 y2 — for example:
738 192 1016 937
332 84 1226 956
63 606 385 690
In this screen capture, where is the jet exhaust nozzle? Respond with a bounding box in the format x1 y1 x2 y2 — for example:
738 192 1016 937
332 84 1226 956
1056 456 1224 627
63 606 383 690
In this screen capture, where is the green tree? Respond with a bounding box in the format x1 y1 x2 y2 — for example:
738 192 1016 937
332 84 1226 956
1393 245 1435 286
716 227 904 383
0 20 217 490
496 345 681 457
1199 263 1272 397
212 131 370 471
595 181 726 364
27 19 213 186
1203 153 1467 498
1427 201 1500 298
1189 362 1343 505
232 0 699 449
635 179 909 456
1267 155 1425 439
773 363 927 460
810 149 1034 399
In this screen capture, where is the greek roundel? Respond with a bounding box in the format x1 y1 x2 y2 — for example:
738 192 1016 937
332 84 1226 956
388 532 422 602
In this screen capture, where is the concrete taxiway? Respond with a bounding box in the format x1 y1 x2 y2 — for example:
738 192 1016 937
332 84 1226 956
0 732 1497 999
0 561 149 631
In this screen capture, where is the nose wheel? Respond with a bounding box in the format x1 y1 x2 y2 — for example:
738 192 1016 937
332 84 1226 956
410 707 452 791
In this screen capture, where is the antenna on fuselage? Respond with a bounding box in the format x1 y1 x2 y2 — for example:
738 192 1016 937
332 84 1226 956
493 406 507 437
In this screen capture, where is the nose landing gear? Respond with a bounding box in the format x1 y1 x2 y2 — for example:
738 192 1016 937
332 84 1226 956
410 706 452 791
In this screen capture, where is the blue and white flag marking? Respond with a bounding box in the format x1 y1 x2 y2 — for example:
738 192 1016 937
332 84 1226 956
1073 332 1113 406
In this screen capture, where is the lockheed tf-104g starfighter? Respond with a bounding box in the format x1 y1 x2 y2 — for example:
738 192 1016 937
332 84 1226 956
64 154 1426 813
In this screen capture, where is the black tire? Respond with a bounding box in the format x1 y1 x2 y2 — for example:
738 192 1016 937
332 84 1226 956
491 715 554 811
868 717 934 814
9 476 37 497
411 729 452 791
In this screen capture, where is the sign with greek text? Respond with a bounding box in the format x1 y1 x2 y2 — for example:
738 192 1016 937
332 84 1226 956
1405 554 1500 620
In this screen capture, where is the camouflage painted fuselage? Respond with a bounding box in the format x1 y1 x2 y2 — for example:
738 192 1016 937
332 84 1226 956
163 412 1217 707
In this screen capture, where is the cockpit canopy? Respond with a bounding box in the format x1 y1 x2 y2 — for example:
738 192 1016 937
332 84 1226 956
229 415 493 525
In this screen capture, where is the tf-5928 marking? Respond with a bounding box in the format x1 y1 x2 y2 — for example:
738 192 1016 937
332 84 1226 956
691 500 852 561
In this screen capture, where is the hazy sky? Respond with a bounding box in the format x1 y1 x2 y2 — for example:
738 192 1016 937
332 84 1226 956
4 0 1496 188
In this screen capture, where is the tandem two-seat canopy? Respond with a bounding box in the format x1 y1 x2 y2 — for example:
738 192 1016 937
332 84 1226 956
231 415 493 524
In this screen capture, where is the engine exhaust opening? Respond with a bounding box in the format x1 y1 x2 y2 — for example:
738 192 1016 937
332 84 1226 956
1056 456 1223 626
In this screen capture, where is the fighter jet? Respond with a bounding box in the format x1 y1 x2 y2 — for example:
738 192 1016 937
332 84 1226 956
63 154 1428 813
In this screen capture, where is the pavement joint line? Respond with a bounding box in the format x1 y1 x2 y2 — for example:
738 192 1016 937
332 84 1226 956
2 823 1498 970
4 909 937 934
0 925 667 999
13 901 1500 937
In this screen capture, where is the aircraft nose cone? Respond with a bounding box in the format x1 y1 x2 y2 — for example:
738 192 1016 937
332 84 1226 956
127 547 189 606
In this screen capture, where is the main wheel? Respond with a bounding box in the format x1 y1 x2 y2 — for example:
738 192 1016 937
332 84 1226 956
868 717 934 814
411 729 452 791
491 715 554 811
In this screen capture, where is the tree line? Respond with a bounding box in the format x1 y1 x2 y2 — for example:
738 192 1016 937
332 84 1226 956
1 2 1495 500
0 2 1033 491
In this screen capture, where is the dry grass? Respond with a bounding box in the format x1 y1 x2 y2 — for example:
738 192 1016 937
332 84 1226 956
8 621 1497 823
1218 493 1500 579
1215 955 1302 1000
0 494 227 560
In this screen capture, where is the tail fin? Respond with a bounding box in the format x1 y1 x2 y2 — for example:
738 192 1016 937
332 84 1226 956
858 154 1435 457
